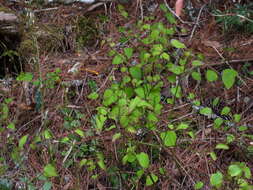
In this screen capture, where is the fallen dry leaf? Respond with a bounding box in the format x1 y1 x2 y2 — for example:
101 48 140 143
202 40 221 48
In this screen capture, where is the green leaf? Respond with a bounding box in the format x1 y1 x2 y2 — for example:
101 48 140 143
160 52 170 61
117 4 128 18
122 76 131 84
188 131 195 138
124 47 134 59
222 69 237 89
74 129 85 137
128 96 141 113
188 93 195 99
226 134 235 144
233 114 241 122
221 106 230 115
7 123 15 130
170 39 186 48
44 130 52 139
146 173 158 186
193 100 200 106
120 66 128 73
142 24 151 30
147 112 158 123
209 151 217 161
95 115 107 132
43 164 58 177
166 98 174 104
206 70 218 82
97 153 106 170
160 4 168 12
2 105 9 119
243 166 251 179
112 54 124 65
165 27 175 35
159 167 165 175
192 60 203 66
134 87 145 99
5 98 13 104
215 143 229 150
119 116 128 127
122 153 136 164
177 123 189 130
228 164 242 177
79 159 88 167
238 126 247 131
210 172 223 188
128 97 151 113
170 86 182 98
136 169 144 179
142 38 151 45
136 152 150 169
191 71 201 81
107 124 116 131
194 181 204 189
19 134 29 149
165 12 176 24
16 72 33 82
97 107 108 115
179 58 187 65
200 107 212 115
151 44 163 56
129 66 142 80
167 64 184 75
42 181 52 190
212 97 219 105
87 92 99 100
214 118 223 128
103 89 117 106
150 29 160 40
160 131 177 147
112 133 121 142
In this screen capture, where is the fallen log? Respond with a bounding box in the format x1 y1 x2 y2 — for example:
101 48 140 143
0 7 19 34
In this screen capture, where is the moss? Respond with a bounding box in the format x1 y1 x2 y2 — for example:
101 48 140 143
37 24 65 52
0 6 14 13
19 38 36 58
75 16 99 49
18 23 65 58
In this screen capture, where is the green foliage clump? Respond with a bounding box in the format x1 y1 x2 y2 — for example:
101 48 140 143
214 3 253 33
75 16 99 49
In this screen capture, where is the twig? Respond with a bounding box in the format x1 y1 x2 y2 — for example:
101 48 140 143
163 0 192 25
212 13 253 23
62 140 76 164
33 7 59 13
75 73 87 103
137 0 143 20
87 2 104 12
189 4 206 41
96 68 114 92
163 103 191 113
201 58 253 68
16 115 42 134
169 112 194 123
241 99 253 116
153 130 196 186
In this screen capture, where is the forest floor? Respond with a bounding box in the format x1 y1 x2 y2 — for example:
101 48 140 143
0 0 253 189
